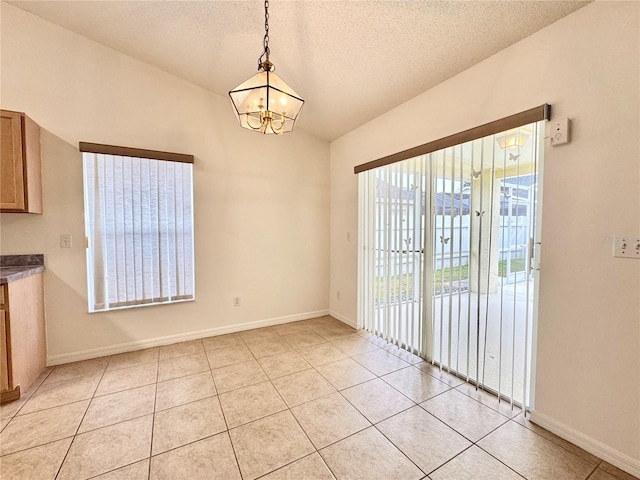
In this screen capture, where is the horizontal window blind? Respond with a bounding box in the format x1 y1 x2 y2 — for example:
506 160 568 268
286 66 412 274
82 150 195 312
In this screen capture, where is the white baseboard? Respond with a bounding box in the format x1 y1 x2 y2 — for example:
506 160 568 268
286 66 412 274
47 309 330 366
329 310 357 329
529 410 640 478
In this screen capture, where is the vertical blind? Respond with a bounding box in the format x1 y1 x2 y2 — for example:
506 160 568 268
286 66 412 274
82 150 195 312
358 120 544 410
358 156 431 358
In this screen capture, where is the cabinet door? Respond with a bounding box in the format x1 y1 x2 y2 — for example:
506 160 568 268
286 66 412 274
0 111 26 211
0 310 9 392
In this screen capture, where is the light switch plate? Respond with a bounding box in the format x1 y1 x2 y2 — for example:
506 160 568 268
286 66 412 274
550 117 570 146
613 237 640 258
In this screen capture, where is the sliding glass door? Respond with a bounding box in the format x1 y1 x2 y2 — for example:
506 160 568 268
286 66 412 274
358 121 544 408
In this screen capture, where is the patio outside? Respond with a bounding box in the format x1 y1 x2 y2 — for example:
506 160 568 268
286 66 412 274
361 125 543 408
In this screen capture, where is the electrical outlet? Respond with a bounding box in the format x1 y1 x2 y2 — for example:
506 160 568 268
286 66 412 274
60 234 72 248
336 290 341 300
233 296 241 307
613 237 640 258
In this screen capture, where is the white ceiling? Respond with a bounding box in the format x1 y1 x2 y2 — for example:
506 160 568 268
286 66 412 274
9 0 590 141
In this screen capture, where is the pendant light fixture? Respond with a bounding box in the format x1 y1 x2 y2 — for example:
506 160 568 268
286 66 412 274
496 130 530 150
229 0 304 135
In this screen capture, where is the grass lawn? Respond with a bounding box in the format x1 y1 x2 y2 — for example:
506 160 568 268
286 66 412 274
374 258 527 301
498 258 526 276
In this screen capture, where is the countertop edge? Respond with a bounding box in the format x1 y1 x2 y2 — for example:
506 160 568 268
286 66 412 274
0 265 46 285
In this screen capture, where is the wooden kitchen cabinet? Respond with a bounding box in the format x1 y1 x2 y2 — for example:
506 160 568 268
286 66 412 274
0 310 9 393
0 109 42 213
0 273 46 404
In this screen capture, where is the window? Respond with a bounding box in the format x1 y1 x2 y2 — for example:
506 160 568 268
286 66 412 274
81 143 195 312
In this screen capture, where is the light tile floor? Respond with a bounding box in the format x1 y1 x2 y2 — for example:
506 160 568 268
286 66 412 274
0 316 637 480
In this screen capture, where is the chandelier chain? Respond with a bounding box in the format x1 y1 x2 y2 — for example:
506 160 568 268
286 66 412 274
259 0 271 68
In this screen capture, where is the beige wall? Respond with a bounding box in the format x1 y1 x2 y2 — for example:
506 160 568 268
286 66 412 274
330 0 639 471
0 4 330 362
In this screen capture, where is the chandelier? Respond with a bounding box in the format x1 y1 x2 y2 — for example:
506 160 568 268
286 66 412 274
229 0 304 135
496 130 529 150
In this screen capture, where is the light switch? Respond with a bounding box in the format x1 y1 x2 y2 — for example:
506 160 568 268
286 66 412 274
550 117 570 146
613 237 640 259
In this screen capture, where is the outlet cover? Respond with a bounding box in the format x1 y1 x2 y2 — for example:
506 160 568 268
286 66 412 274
60 234 72 248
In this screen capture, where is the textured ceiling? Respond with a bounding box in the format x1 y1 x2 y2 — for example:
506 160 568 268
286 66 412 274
9 0 590 141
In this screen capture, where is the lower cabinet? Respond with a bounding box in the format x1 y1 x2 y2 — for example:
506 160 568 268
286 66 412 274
0 310 9 393
0 273 46 404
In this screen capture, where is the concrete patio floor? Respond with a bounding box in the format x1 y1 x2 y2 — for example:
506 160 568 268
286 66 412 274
373 279 535 406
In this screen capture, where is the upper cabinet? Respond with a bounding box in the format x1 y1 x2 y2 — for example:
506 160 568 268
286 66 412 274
1 110 42 214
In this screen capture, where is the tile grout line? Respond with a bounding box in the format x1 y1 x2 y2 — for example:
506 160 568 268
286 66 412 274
247 345 323 463
366 391 522 480
510 414 604 465
288 398 367 452
453 382 522 417
53 357 111 480
222 323 366 478
0 372 99 456
370 422 428 477
15 367 55 411
212 338 257 480
583 463 602 480
1 367 55 422
64 410 157 437
472 441 536 479
444 409 526 478
505 415 603 465
149 358 400 466
252 451 335 480
472 414 601 479
343 378 417 415
310 328 533 479
0 435 76 459
147 359 161 480
146 344 240 474
414 377 595 478
103 347 159 373
417 387 511 431
432 443 527 480
376 368 451 402
9 394 97 420
283 351 426 475
82 459 147 480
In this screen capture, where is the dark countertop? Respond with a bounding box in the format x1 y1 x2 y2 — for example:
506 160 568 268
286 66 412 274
0 255 45 284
